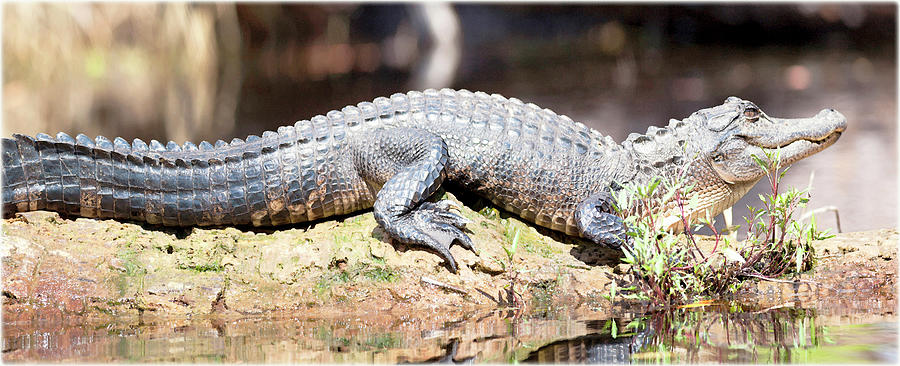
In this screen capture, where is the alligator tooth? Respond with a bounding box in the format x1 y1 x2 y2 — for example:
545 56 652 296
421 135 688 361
75 134 95 148
55 132 75 144
166 141 182 151
150 140 166 151
199 141 214 150
183 141 198 151
214 140 227 148
132 138 148 151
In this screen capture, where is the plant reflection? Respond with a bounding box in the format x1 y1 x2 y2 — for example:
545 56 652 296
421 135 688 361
522 305 845 363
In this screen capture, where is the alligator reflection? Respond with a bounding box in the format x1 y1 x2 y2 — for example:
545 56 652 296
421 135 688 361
523 306 834 363
3 304 894 363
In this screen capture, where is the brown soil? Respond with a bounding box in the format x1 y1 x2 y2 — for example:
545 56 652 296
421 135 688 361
2 194 896 326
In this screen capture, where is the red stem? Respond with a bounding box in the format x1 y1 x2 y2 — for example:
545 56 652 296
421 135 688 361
676 190 703 262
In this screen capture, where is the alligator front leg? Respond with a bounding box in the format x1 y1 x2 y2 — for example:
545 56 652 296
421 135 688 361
575 190 630 249
352 127 475 273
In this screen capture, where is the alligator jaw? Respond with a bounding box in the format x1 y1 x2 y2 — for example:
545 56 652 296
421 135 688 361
761 129 843 167
743 108 847 166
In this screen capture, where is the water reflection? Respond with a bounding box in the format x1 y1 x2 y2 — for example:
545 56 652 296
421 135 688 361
525 306 899 364
2 304 895 363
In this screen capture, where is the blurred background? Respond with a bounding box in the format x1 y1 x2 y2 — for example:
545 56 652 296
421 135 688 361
3 3 896 234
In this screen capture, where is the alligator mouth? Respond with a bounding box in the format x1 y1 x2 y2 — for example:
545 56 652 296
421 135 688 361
750 108 846 164
764 130 842 166
783 130 842 147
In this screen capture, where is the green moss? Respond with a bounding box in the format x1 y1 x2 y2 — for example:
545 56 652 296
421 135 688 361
503 219 555 258
315 263 399 299
361 266 399 283
363 333 402 349
179 262 224 273
529 277 561 310
479 206 500 220
315 270 353 298
113 248 146 296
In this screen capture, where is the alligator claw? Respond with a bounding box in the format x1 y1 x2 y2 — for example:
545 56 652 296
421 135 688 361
435 199 462 213
407 202 476 272
422 201 472 228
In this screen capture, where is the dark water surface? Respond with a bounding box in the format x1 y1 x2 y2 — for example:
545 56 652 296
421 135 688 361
3 303 895 363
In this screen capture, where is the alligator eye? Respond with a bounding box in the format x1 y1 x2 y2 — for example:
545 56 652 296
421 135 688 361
743 107 760 121
712 152 725 163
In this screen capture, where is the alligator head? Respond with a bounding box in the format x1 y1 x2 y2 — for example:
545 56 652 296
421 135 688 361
623 97 847 230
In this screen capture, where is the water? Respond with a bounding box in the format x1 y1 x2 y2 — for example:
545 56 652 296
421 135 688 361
3 304 895 363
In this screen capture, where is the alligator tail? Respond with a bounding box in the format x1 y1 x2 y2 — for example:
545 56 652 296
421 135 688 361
2 132 236 225
1 122 362 227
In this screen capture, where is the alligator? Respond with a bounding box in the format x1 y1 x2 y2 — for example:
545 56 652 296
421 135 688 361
2 89 846 272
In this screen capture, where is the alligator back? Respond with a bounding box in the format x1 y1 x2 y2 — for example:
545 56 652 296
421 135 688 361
372 89 632 235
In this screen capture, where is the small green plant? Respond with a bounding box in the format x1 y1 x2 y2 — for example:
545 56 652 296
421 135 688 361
613 149 833 307
613 174 726 307
495 227 525 312
735 149 833 279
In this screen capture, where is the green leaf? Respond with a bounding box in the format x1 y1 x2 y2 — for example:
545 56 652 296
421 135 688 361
653 258 665 276
647 178 660 196
611 319 618 339
624 319 643 331
722 248 746 264
511 228 520 253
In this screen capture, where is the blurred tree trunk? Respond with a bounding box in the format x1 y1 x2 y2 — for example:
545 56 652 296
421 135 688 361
3 3 243 143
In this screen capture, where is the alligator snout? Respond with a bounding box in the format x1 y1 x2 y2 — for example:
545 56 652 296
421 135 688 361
742 107 847 149
816 108 848 134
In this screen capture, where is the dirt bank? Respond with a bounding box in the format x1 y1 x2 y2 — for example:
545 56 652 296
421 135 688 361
2 193 896 324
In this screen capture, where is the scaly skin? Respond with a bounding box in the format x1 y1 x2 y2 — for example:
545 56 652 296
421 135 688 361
1 89 847 272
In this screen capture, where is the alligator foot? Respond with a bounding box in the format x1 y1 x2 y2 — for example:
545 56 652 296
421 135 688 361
394 200 475 273
381 203 476 273
361 127 476 273
575 191 631 249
